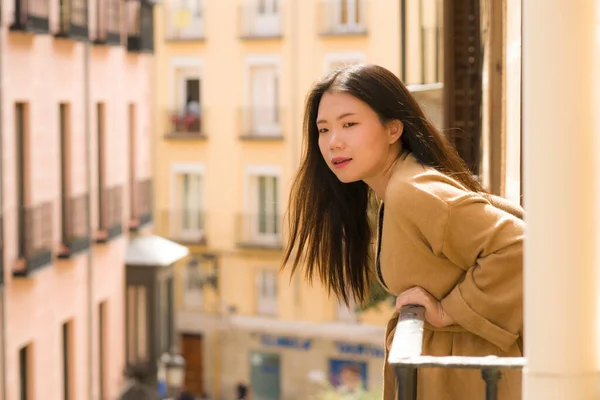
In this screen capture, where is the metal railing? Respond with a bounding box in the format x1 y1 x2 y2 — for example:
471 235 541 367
60 193 91 257
239 0 283 38
318 0 367 36
166 108 204 137
125 0 154 52
57 0 88 39
11 0 50 32
95 0 121 44
155 209 206 244
389 305 525 400
236 213 282 249
97 185 123 242
130 178 153 230
165 0 204 40
15 202 53 276
239 107 283 139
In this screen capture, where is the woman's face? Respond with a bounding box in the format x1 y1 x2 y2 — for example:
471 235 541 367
317 91 400 183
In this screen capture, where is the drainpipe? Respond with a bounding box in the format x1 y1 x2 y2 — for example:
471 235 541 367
0 9 7 400
84 39 93 400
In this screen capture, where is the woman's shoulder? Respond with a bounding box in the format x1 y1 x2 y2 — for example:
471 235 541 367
385 153 473 210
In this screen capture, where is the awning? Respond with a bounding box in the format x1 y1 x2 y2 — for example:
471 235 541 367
125 234 190 267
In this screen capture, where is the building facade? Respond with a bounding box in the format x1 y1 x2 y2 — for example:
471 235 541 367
152 0 453 399
0 0 155 398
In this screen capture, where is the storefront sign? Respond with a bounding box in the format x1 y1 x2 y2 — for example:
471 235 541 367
335 342 385 358
260 334 312 350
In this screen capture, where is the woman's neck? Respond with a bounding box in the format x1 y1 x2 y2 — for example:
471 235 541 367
363 149 405 200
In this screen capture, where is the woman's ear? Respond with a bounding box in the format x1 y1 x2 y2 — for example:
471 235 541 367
388 120 404 144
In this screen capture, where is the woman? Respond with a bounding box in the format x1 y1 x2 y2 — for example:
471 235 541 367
281 64 524 400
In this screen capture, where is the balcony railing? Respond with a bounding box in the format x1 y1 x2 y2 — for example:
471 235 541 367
239 108 284 140
236 214 282 249
239 0 283 39
318 0 367 36
165 0 204 40
129 178 153 232
126 0 154 53
390 305 525 400
156 209 206 244
96 185 123 243
10 0 50 33
59 193 91 259
165 109 206 139
55 0 89 40
94 0 121 45
14 202 53 277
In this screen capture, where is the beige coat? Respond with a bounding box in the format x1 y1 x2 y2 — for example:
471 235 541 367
378 152 524 400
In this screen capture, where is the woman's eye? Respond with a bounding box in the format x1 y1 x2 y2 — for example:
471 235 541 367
343 122 357 128
318 128 328 134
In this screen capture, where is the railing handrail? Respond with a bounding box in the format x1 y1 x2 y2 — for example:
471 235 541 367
389 304 525 400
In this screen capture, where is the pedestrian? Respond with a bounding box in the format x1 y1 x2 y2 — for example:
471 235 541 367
236 383 249 400
281 64 524 400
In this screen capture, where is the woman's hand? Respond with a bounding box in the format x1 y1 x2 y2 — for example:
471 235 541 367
395 286 455 328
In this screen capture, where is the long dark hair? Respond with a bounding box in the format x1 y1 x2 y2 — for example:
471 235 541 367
281 64 484 306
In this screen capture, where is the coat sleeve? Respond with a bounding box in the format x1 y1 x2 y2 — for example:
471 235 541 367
438 192 524 351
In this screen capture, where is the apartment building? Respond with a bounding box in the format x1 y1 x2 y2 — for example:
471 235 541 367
151 0 470 399
0 0 161 398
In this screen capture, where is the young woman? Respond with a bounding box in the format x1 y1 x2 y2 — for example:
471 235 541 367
281 64 524 400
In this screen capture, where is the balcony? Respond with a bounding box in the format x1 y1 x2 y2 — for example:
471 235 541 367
129 178 153 233
126 0 155 53
93 0 121 45
96 185 123 243
156 209 206 245
239 108 284 141
9 0 50 34
165 0 204 41
164 109 206 140
239 0 282 39
14 202 53 277
58 193 91 259
235 214 282 250
318 0 368 37
55 0 89 41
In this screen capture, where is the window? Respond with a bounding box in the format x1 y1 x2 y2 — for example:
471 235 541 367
256 175 278 239
167 0 204 39
171 66 202 134
159 277 174 355
59 103 72 244
182 257 203 308
326 0 365 33
19 344 31 400
174 172 204 239
248 64 280 136
243 0 281 37
96 103 106 229
256 269 278 315
126 285 148 364
62 320 74 400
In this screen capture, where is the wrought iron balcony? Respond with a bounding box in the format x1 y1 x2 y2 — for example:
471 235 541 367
129 178 153 232
236 213 282 250
55 0 89 41
164 109 206 139
93 0 121 45
96 185 123 243
390 305 525 400
165 0 204 40
14 202 53 277
9 0 50 33
318 0 368 36
239 0 283 39
239 108 284 140
58 193 91 259
126 0 155 53
156 209 206 245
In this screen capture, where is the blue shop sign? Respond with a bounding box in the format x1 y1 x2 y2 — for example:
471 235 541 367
335 342 385 358
260 334 312 350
